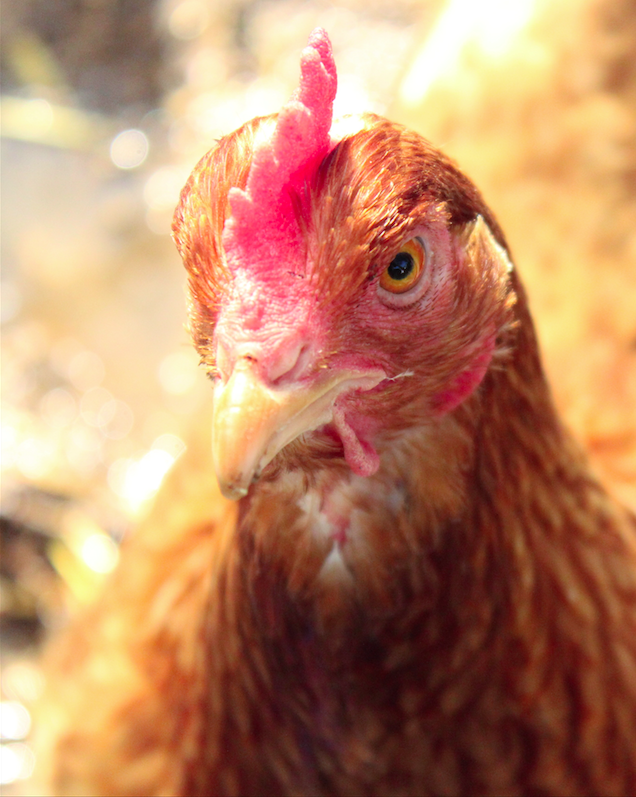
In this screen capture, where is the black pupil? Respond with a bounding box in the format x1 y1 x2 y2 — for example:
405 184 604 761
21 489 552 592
387 251 414 281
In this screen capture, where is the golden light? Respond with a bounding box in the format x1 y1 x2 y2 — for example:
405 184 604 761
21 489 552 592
0 701 32 741
1 662 45 705
168 0 210 40
143 166 189 233
399 0 538 106
108 434 186 515
15 436 56 480
158 349 199 396
62 510 119 575
79 533 119 574
0 742 35 785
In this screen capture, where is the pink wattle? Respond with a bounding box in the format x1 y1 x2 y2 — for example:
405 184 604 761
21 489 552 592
332 407 380 478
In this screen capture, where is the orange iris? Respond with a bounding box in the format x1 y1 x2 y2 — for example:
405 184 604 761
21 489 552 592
379 238 426 294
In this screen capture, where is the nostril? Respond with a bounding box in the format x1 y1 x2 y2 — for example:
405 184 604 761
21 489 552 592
215 335 264 384
293 343 313 379
270 341 314 384
215 335 315 386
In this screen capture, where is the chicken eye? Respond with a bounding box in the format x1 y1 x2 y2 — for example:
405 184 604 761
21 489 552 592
379 238 426 294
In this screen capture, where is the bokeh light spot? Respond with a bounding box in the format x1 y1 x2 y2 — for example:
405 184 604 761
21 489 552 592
158 349 199 395
0 742 35 785
0 702 32 741
168 0 210 40
80 533 119 574
110 129 149 170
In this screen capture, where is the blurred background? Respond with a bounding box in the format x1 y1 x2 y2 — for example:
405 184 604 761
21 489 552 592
1 0 635 791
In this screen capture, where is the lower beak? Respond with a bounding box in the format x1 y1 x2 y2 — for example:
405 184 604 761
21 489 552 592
212 361 384 500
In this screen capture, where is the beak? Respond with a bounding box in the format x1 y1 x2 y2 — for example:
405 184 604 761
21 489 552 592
212 360 384 500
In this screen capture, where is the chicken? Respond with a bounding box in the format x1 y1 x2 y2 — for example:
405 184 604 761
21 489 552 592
39 28 636 797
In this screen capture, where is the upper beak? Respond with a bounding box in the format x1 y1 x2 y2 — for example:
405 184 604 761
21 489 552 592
212 359 384 500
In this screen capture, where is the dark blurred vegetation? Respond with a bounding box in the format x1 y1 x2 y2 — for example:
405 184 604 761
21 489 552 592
1 0 169 112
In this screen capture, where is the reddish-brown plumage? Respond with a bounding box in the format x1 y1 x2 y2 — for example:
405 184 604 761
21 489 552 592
40 33 636 797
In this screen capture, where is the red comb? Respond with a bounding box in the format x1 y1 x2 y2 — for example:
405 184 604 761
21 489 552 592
222 28 337 278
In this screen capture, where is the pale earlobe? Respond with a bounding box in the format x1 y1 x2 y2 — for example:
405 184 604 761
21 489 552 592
461 215 515 278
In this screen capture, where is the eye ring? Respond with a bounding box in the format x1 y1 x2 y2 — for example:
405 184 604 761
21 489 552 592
378 237 428 302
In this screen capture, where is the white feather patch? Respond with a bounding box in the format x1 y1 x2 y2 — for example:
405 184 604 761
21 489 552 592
318 545 351 581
